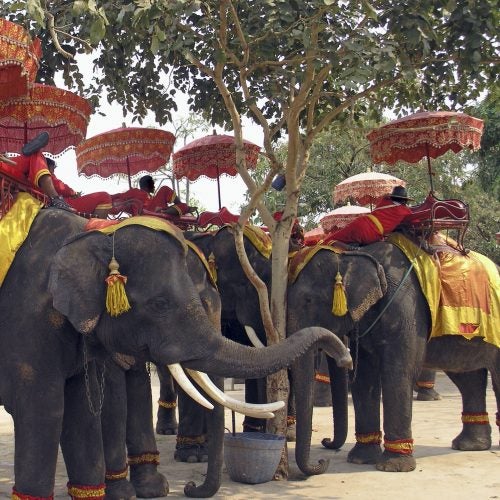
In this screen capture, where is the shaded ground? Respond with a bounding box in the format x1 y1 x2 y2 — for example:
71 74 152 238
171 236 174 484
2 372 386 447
0 372 498 499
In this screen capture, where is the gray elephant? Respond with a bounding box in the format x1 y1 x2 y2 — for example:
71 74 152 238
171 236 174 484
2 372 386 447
102 239 223 500
185 226 280 432
287 241 499 475
0 208 352 498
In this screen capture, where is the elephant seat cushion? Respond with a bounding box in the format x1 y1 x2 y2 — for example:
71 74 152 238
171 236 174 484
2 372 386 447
85 215 187 254
388 233 500 348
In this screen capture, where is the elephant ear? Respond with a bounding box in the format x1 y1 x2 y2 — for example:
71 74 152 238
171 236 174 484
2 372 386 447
342 252 387 323
49 231 110 334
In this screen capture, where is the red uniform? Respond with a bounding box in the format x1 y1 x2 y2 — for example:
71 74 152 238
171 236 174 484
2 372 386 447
11 151 51 187
12 151 112 215
112 185 190 215
51 176 112 215
324 197 412 245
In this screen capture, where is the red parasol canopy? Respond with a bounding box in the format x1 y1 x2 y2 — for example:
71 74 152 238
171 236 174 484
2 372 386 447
0 83 92 156
172 134 260 209
320 205 371 233
0 19 41 100
333 172 405 207
76 127 176 188
367 111 484 192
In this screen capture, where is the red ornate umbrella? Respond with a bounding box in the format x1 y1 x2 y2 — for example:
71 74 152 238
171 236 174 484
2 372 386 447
366 111 484 192
0 83 92 156
333 172 405 207
320 205 371 233
172 134 260 209
0 19 41 100
76 127 176 188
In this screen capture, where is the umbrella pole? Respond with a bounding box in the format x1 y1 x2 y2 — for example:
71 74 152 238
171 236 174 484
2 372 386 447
425 143 434 194
126 156 132 189
216 165 222 210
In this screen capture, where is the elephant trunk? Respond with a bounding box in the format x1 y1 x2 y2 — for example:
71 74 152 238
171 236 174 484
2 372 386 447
321 358 349 450
183 326 352 379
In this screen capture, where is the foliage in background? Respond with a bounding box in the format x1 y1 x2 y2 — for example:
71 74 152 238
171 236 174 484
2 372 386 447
248 96 499 261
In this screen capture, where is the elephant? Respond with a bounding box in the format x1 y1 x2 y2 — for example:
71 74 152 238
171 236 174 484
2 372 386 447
0 208 352 498
286 241 499 476
102 239 223 499
178 226 278 432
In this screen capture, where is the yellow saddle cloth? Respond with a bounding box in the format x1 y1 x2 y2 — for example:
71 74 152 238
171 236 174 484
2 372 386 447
0 193 43 286
388 233 500 348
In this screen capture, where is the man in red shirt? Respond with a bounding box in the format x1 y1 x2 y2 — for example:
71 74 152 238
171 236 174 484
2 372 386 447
323 185 413 245
45 158 112 218
8 131 111 217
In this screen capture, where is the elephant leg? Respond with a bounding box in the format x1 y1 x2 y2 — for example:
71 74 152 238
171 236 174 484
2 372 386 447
414 368 441 401
60 367 106 497
126 364 169 497
155 364 179 435
376 357 417 472
242 378 267 433
12 384 63 497
493 375 500 447
101 361 135 499
445 369 492 451
175 388 209 463
287 369 297 442
184 376 224 498
347 348 383 465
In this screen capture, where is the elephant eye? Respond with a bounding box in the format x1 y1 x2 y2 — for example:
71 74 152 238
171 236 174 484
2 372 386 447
147 296 170 313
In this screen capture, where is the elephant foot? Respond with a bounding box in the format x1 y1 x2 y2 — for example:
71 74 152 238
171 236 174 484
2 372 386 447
174 443 209 463
375 451 416 472
452 425 491 451
347 443 382 464
105 477 137 500
130 463 169 498
415 388 441 401
156 407 178 435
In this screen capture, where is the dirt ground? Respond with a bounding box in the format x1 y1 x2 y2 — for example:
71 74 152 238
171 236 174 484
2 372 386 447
0 371 498 499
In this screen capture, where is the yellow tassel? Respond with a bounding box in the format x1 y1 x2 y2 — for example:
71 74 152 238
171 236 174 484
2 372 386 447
105 257 131 317
208 252 217 282
332 271 348 316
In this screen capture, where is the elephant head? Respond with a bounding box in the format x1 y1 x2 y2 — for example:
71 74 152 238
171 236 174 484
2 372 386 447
287 246 387 475
49 221 351 383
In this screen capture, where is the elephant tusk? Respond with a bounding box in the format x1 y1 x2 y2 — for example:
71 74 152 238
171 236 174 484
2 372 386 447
244 325 266 348
185 368 285 418
167 363 214 410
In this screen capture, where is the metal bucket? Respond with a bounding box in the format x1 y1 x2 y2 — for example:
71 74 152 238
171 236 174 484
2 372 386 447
223 432 285 484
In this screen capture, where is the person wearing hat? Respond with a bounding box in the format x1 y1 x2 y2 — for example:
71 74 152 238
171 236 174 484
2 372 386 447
3 131 77 212
323 185 414 245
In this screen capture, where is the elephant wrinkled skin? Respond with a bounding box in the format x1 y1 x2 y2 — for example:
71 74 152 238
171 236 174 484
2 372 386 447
0 209 351 498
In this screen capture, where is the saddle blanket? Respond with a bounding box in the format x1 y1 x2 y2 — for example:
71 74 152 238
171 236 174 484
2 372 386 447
0 192 43 286
389 233 499 348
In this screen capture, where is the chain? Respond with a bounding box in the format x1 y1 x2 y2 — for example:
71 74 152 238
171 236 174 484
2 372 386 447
83 338 107 417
